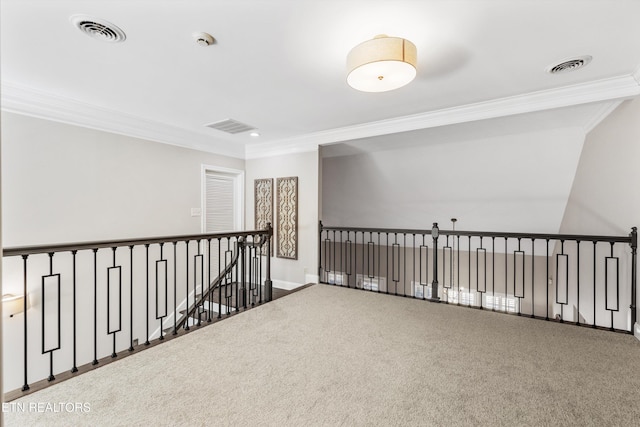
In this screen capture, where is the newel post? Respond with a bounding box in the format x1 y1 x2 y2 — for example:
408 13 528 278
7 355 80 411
430 223 441 302
630 227 637 331
265 223 273 302
318 221 323 282
239 237 247 309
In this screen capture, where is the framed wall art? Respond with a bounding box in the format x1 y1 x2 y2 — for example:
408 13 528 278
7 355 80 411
254 178 274 254
276 176 298 259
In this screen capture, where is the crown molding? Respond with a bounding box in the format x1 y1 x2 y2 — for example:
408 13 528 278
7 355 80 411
245 138 320 160
246 73 640 159
1 82 245 159
3 73 639 161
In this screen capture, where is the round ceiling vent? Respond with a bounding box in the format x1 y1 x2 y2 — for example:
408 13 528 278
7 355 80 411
546 55 592 74
70 14 126 43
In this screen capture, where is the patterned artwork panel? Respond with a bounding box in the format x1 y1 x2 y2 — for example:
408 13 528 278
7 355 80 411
254 178 273 229
276 177 298 260
254 178 273 255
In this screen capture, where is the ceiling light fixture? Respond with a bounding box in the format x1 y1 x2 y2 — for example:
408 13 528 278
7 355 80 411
249 132 260 137
347 34 417 92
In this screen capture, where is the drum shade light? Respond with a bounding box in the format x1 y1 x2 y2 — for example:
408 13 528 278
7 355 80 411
347 35 417 92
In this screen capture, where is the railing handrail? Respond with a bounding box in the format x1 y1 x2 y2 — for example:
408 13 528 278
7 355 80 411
175 234 270 330
319 223 634 245
3 225 274 397
3 229 271 257
175 246 241 331
319 221 637 333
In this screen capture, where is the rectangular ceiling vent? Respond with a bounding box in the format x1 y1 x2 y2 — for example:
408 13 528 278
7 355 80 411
205 119 255 134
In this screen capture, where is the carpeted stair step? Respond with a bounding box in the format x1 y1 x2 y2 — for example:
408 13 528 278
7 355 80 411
162 309 221 334
205 282 263 309
162 283 272 334
179 304 235 317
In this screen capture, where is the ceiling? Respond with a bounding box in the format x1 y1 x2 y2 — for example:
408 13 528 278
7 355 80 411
2 0 640 159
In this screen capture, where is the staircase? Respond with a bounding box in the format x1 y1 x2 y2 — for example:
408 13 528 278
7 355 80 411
173 236 269 328
166 281 268 335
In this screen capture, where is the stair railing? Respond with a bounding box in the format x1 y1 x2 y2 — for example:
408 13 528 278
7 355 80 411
319 221 637 333
2 224 273 400
175 230 272 331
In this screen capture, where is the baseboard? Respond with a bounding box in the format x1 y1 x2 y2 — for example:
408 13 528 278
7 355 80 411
305 274 319 284
635 322 640 342
272 279 305 291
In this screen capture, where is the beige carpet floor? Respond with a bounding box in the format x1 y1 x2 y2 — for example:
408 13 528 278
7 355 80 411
4 284 640 426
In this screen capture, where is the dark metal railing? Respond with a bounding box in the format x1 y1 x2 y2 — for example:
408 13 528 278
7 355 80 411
2 225 272 398
319 221 637 333
174 233 272 331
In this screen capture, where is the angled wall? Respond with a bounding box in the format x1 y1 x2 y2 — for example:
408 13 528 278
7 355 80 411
322 126 585 233
559 97 640 236
558 97 640 336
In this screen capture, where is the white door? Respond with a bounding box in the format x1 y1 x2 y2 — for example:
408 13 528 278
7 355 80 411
202 167 244 233
204 174 235 233
202 167 244 281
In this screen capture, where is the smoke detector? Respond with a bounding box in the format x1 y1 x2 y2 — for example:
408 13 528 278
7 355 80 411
546 55 592 74
193 32 215 46
70 15 126 43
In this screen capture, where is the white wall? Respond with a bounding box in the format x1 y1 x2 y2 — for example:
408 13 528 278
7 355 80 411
1 111 244 246
559 98 640 236
1 112 246 392
559 97 640 336
322 127 585 233
245 150 319 286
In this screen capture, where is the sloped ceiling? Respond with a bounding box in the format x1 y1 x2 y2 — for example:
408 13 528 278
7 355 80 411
321 117 587 232
2 0 640 159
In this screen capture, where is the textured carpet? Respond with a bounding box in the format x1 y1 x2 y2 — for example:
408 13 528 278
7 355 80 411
4 284 640 426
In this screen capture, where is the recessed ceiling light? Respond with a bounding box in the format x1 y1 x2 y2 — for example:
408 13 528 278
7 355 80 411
249 132 260 137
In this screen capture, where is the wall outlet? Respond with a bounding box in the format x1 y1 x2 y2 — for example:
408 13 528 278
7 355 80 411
191 208 202 217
